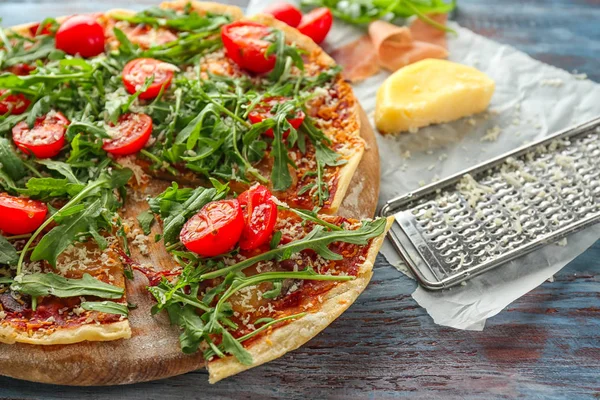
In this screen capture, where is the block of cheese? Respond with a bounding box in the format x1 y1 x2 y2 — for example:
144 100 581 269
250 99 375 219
375 59 495 134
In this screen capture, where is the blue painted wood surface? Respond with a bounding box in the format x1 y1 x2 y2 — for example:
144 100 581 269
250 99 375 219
0 1 598 398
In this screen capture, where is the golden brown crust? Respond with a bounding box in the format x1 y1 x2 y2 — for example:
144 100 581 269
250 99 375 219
207 216 394 383
0 320 131 345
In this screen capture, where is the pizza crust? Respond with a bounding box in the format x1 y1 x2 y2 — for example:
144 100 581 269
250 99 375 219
0 320 131 345
207 216 394 383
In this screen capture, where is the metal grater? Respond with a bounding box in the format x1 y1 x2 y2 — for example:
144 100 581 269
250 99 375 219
380 116 600 290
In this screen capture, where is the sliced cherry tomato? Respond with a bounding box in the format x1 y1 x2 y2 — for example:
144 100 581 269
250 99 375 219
238 185 277 251
122 58 175 100
0 90 30 115
221 21 276 74
0 193 47 235
180 199 244 257
264 3 303 28
248 97 305 138
102 113 153 156
298 7 333 44
55 15 105 58
12 112 69 159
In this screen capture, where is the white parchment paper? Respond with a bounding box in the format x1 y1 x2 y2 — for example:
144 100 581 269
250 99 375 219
248 0 600 330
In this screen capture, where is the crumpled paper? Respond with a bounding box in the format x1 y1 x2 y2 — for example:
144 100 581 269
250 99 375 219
248 0 600 330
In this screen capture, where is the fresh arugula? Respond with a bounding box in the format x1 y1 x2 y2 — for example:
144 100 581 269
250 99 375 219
300 0 457 32
81 300 129 316
17 168 133 272
10 273 124 299
0 235 18 266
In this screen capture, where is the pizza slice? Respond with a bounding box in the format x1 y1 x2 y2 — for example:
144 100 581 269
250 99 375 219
0 241 130 345
0 137 133 344
140 182 392 382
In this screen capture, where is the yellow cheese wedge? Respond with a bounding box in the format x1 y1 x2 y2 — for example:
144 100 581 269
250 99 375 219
375 59 495 134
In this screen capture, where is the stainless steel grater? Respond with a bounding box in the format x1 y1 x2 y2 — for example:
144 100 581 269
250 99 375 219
380 116 600 290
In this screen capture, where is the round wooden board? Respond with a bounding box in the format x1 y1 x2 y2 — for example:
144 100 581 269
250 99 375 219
0 107 380 386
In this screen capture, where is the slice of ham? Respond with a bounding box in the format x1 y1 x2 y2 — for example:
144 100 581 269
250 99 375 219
331 36 380 83
369 20 448 72
409 13 448 49
331 15 449 82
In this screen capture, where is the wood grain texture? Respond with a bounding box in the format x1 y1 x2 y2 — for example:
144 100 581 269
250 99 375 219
0 108 380 386
0 0 599 398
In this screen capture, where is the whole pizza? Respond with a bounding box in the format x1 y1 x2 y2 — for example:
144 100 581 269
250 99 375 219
0 1 391 384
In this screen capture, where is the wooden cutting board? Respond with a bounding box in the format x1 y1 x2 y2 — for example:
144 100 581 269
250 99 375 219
0 107 380 386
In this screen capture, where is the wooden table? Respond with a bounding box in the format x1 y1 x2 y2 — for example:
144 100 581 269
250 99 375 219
1 1 599 398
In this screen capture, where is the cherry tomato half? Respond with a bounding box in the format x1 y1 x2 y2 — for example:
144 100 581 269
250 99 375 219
0 193 47 235
55 15 105 58
221 21 276 74
102 113 153 156
264 3 303 28
122 58 175 100
298 7 333 44
0 90 30 115
248 97 305 138
12 111 69 159
180 199 244 257
238 185 278 251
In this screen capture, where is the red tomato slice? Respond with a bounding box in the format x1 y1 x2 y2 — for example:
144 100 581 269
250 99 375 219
264 3 303 28
0 193 47 235
298 7 333 44
248 97 305 138
102 113 153 156
12 112 69 159
55 15 105 58
122 58 175 100
0 90 30 115
221 21 276 74
238 185 277 250
180 199 244 257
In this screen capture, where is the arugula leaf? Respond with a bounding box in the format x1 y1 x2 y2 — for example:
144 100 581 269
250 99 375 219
11 273 124 299
221 328 253 365
112 27 139 56
0 236 18 266
81 300 129 316
21 177 83 199
0 138 26 181
266 30 304 83
30 199 103 267
137 210 155 235
166 303 206 354
36 159 81 183
26 95 51 127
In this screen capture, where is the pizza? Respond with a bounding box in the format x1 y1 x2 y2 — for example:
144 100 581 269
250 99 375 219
0 0 390 383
